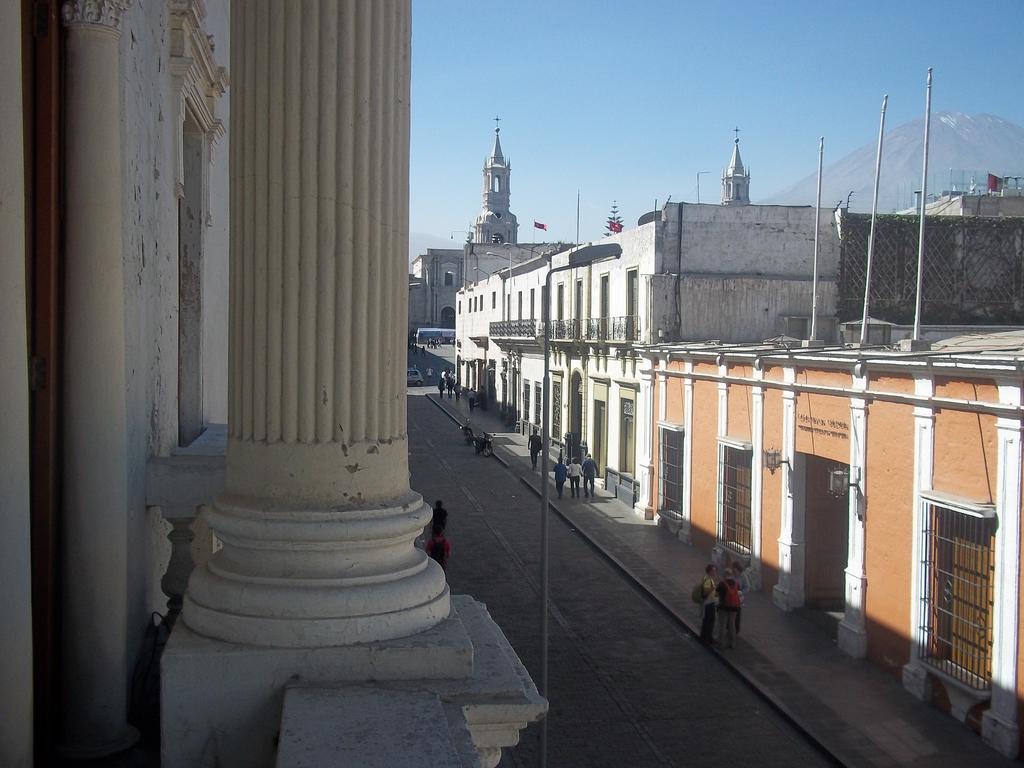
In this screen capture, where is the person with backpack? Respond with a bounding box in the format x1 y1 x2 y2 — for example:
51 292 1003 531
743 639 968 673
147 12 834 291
716 568 742 648
581 453 597 497
425 521 451 572
553 454 567 499
694 564 718 645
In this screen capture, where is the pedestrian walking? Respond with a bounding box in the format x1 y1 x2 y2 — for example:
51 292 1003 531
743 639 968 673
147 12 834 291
581 453 597 497
716 568 741 648
698 564 718 645
567 456 582 497
436 378 444 398
553 455 567 499
446 376 454 399
468 389 477 412
732 560 749 635
425 521 451 571
454 384 461 401
528 428 542 470
432 499 448 531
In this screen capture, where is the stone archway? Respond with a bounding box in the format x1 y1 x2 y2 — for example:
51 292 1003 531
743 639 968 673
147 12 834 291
440 305 455 328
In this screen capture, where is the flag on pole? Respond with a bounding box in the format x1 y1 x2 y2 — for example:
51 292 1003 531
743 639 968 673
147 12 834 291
608 220 623 233
988 173 1002 193
533 220 548 231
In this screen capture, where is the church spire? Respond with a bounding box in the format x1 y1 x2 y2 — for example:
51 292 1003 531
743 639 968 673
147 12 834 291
721 129 751 206
490 116 504 161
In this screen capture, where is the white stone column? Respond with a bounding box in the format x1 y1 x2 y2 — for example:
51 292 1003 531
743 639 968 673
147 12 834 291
633 361 655 518
773 367 804 610
182 0 449 648
982 382 1022 757
902 376 935 699
838 367 869 658
58 0 139 757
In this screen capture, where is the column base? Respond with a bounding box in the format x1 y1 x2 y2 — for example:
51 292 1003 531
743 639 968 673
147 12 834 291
56 725 140 761
982 709 1021 758
162 595 546 768
837 617 867 658
902 661 933 701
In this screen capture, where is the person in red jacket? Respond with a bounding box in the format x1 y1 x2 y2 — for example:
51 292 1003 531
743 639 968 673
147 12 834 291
425 522 451 571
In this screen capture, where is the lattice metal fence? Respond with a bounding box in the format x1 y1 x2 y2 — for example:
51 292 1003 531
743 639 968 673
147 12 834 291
838 213 1024 323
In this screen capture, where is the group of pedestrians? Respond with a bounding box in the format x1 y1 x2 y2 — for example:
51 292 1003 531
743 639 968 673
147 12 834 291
694 560 750 649
551 452 597 499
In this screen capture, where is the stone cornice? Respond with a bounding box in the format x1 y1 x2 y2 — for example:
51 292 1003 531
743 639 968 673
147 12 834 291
62 0 132 31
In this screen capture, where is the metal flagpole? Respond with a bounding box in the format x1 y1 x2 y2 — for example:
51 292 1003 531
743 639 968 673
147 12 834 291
912 69 933 342
859 94 888 345
809 137 824 341
575 190 580 244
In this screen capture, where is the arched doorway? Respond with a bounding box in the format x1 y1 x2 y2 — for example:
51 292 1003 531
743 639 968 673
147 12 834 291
440 306 455 328
567 371 583 461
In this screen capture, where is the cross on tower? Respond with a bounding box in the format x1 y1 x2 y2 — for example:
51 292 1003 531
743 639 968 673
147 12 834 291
494 115 501 134
733 126 741 143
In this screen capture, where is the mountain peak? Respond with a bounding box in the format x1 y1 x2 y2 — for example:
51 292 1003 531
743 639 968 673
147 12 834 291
762 112 1024 211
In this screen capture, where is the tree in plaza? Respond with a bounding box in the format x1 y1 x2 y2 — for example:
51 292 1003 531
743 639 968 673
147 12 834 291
605 201 623 235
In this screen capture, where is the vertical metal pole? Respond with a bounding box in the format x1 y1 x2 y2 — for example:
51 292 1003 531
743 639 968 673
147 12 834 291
913 69 933 342
809 137 824 341
696 172 701 205
575 190 580 245
539 259 552 768
859 95 888 345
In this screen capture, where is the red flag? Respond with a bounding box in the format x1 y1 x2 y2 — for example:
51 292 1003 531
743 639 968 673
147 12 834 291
988 173 1002 193
608 221 623 233
533 220 548 231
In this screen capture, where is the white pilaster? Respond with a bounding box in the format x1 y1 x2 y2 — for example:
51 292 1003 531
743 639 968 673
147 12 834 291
182 0 449 648
58 0 140 757
680 360 694 542
750 362 765 585
773 367 804 610
982 382 1022 757
838 367 869 658
633 359 655 519
902 376 935 699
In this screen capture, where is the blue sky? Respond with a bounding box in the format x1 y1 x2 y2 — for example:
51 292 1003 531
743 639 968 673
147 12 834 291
409 0 1024 249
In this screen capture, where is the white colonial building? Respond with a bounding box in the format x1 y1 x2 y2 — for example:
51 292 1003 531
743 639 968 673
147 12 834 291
457 143 841 516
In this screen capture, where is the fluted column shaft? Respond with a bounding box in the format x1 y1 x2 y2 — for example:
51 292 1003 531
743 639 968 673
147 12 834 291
183 0 449 648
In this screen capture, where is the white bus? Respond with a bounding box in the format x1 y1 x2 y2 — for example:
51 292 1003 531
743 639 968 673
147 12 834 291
415 327 455 346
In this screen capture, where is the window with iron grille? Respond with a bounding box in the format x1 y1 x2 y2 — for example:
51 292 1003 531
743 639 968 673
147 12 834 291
719 444 752 551
522 381 530 425
917 501 995 690
659 427 684 519
534 383 542 425
552 378 562 438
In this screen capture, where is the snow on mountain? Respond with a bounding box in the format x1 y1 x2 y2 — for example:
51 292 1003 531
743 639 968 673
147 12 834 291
761 112 1024 212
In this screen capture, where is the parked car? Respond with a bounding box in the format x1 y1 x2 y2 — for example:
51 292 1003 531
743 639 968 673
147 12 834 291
407 367 424 386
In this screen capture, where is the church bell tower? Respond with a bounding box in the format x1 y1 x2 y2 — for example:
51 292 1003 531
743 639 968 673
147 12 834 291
473 118 519 244
721 130 751 206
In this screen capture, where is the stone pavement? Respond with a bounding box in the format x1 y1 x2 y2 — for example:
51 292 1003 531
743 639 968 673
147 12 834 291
422 391 1014 768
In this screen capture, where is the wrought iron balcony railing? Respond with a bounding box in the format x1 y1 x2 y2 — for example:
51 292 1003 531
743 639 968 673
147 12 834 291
489 320 542 338
487 315 641 343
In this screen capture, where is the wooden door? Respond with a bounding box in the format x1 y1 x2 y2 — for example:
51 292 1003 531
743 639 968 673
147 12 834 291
803 454 850 609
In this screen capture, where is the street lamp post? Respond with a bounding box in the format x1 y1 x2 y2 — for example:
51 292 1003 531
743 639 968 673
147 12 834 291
539 242 621 767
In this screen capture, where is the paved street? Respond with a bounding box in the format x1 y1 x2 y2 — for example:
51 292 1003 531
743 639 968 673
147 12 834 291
406 384 834 768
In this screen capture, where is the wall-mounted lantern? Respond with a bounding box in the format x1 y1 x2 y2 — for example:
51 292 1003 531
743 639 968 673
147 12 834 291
828 465 861 497
764 447 789 474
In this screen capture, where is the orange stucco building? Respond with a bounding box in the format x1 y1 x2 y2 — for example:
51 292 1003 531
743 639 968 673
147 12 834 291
641 339 1023 758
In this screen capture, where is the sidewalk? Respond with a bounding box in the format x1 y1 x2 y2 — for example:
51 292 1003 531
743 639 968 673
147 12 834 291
425 392 1013 768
